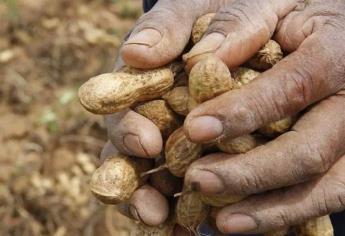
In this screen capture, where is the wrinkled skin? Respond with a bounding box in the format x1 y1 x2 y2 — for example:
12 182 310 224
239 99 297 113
101 0 345 234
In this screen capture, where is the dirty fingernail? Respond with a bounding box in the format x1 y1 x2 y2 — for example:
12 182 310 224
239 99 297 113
219 214 258 233
187 116 223 142
187 169 225 194
184 33 225 61
123 134 148 157
125 29 161 47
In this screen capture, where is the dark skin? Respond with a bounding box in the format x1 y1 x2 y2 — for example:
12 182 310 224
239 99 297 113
102 0 345 234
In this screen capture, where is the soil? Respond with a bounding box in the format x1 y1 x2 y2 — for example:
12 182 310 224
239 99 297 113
0 0 142 235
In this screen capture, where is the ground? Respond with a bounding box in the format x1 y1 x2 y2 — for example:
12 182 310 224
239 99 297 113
0 0 142 235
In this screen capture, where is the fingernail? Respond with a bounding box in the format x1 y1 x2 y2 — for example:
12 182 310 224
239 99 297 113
125 29 161 47
123 134 149 157
184 33 225 61
188 169 225 194
187 116 223 142
220 214 258 233
128 204 142 222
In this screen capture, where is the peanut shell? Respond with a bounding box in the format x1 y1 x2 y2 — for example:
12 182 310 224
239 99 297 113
134 100 180 137
79 67 174 114
89 154 151 204
189 56 233 103
165 127 202 177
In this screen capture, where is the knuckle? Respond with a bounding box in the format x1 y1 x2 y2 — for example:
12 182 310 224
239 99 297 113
209 0 270 35
282 65 314 110
299 136 330 175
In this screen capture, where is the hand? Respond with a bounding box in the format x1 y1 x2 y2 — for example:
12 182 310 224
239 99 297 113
182 0 345 234
102 0 299 230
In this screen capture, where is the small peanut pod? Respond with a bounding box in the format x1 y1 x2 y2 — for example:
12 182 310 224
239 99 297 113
191 13 216 44
201 194 244 207
89 154 151 204
232 67 261 89
264 228 289 236
150 158 183 197
216 134 263 154
189 56 233 103
134 100 180 138
78 66 174 114
259 117 294 137
131 219 175 236
163 86 190 116
294 216 334 236
165 127 203 177
247 40 283 71
176 191 209 232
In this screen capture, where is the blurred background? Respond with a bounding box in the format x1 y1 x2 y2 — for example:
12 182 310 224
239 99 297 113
0 0 141 235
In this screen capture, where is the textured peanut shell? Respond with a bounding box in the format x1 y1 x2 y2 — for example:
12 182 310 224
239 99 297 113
134 100 180 137
233 67 261 89
201 194 244 207
131 220 175 236
165 127 202 177
89 154 150 204
247 40 283 70
150 158 182 196
217 135 262 154
189 56 233 103
163 86 189 116
294 216 334 236
264 228 289 236
259 117 293 137
78 67 174 114
176 191 209 231
192 13 216 44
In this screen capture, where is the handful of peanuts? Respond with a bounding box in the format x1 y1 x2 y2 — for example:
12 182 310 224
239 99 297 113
79 14 333 236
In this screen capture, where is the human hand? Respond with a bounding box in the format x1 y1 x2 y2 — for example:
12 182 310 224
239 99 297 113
101 0 299 230
182 0 345 234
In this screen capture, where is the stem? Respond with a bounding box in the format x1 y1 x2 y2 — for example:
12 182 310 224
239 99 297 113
140 164 167 177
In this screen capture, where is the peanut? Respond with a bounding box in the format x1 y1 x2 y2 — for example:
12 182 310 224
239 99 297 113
232 67 261 89
134 100 180 137
201 194 244 207
191 13 216 44
216 134 263 154
163 86 190 116
89 154 151 204
264 228 289 236
176 190 209 232
294 216 334 236
78 66 174 114
189 56 233 103
131 219 175 236
150 158 182 196
247 40 283 71
165 127 203 177
259 117 294 137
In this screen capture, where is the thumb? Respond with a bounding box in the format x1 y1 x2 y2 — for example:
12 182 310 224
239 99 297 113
121 0 223 69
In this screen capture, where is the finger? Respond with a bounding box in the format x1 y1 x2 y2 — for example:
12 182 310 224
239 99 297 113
121 0 224 69
216 154 345 234
185 92 345 196
184 0 298 69
184 29 345 143
127 185 169 226
105 109 163 158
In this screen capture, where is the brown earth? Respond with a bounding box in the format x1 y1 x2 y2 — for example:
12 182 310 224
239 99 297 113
0 0 142 235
